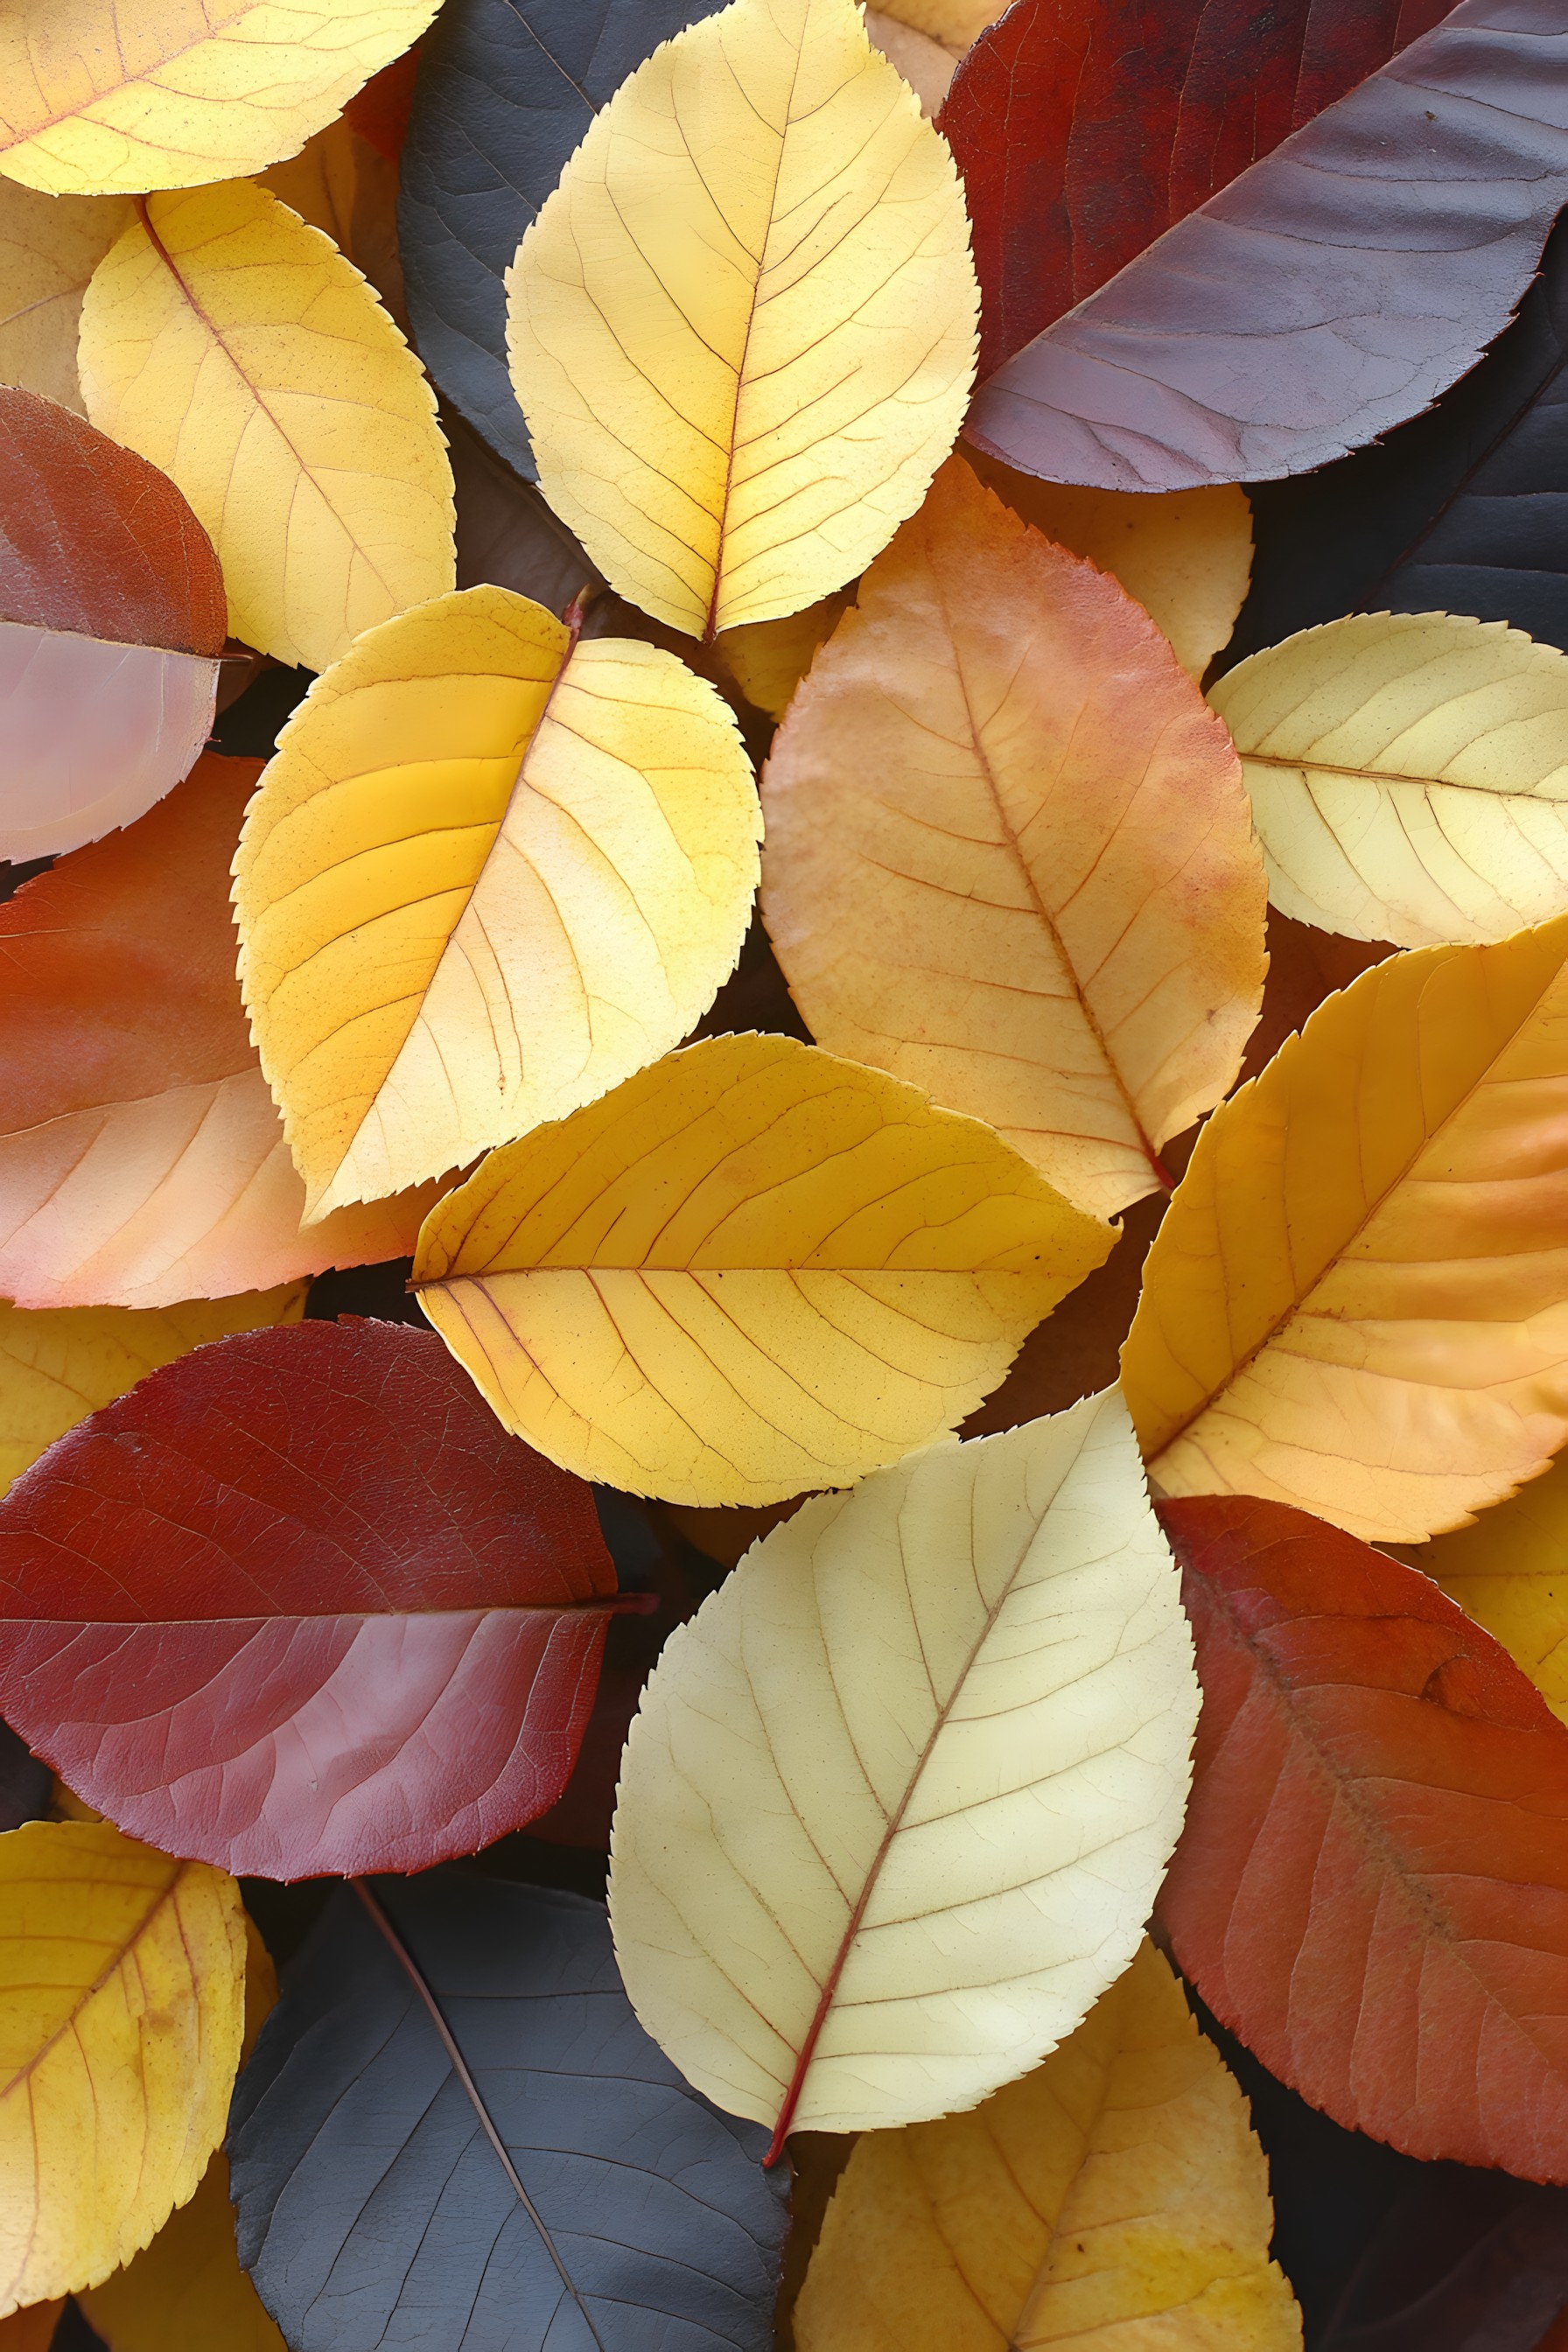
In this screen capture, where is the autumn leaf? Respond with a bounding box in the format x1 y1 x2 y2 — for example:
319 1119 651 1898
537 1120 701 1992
0 182 130 410
0 1818 246 2314
609 1390 1198 2144
1312 2167 1568 2352
234 584 760 1217
873 0 998 42
1396 1452 1568 1729
719 592 853 723
0 753 441 1311
0 1318 631 1878
415 1032 1113 1505
228 1872 788 2350
760 458 1265 1220
0 2304 61 2350
0 0 441 198
1123 916 1568 1543
1211 612 1568 947
967 3 1568 492
258 107 406 323
0 387 224 862
1158 1494 1568 2180
0 1288 304 1498
862 10 962 115
794 1941 1300 2350
79 182 453 675
506 0 978 638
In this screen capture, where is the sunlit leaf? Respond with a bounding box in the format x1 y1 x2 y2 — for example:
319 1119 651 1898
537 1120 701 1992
258 107 404 322
0 181 130 410
610 1390 1198 2140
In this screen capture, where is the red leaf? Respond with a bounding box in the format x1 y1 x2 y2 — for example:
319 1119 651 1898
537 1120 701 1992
0 752 440 1309
1158 1494 1568 2180
965 0 1568 491
942 0 1448 377
0 1318 624 1879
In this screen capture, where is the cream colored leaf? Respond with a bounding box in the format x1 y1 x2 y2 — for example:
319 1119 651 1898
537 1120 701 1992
414 1031 1114 1507
1209 611 1568 947
506 0 978 638
234 584 761 1217
79 181 453 674
795 1942 1300 2351
0 0 440 198
609 1390 1197 2143
0 181 130 409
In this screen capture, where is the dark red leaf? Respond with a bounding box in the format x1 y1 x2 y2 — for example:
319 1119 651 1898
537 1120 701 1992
942 0 1448 377
965 0 1568 491
0 387 225 655
0 1319 623 1880
1158 1493 1568 2180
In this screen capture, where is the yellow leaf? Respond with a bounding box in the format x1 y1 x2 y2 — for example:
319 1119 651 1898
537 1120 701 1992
414 1032 1113 1506
0 0 439 199
1209 611 1568 947
258 108 403 321
0 182 131 410
1123 917 1568 1543
719 591 853 723
793 1941 1301 2352
0 1820 246 2315
1396 1452 1568 1725
609 1390 1198 2138
79 181 453 674
0 1284 305 1499
760 458 1266 1220
234 584 761 1217
506 0 978 639
969 452 1255 682
79 2152 286 2352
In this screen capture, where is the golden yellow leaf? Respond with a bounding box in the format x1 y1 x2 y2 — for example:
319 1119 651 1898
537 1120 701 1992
258 109 403 321
760 458 1266 1220
793 1940 1301 2352
862 10 961 113
0 1820 246 2315
79 2152 286 2352
506 0 978 639
0 0 439 199
234 584 761 1218
0 1284 304 1499
415 1032 1113 1506
79 181 453 673
609 1391 1198 2138
1123 916 1568 1543
1396 1452 1568 1725
1209 611 1568 947
968 452 1255 682
0 182 130 410
719 592 853 723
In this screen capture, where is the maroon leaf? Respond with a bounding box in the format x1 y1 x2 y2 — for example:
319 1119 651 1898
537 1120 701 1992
965 0 1568 491
0 1319 626 1880
942 0 1449 378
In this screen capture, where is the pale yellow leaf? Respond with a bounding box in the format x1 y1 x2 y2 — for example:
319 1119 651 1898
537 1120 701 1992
608 1390 1198 2137
969 452 1254 682
0 1285 304 1498
414 1031 1114 1506
1209 611 1568 946
1123 915 1568 1543
794 1940 1301 2352
0 0 439 199
234 584 761 1216
79 181 453 674
0 181 130 410
0 1821 246 2314
506 0 978 638
1397 1450 1568 1726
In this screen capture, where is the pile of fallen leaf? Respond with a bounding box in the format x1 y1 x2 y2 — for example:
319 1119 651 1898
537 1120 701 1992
4 0 1568 2347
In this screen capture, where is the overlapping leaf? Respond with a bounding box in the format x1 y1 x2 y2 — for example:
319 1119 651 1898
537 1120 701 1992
1401 1453 1568 1727
0 1818 246 2313
506 0 979 637
0 0 441 197
966 1 1568 493
0 182 130 410
1123 917 1568 1542
610 1390 1198 2141
760 459 1265 1219
228 1872 789 2351
0 1318 626 1878
234 584 760 1216
0 755 438 1310
863 10 962 113
415 1032 1114 1505
1 388 224 860
1315 2168 1568 2352
794 1940 1300 2349
80 182 453 675
1158 1494 1568 2179
259 107 406 323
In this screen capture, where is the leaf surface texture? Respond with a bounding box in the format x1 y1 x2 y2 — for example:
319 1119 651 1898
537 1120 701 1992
1401 1452 1568 1728
0 184 131 410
